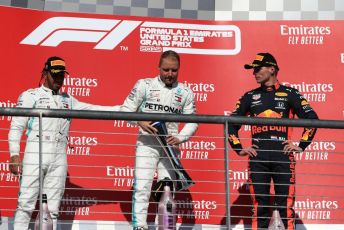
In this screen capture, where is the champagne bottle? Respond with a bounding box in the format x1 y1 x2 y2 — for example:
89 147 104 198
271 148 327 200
158 185 176 230
268 207 286 230
34 194 53 230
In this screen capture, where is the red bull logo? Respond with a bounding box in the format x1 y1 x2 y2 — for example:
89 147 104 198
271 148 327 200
256 109 282 118
229 134 240 145
252 110 286 135
252 125 287 135
301 128 315 141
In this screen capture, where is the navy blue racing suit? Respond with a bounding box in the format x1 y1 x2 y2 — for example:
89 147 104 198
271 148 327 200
228 82 318 229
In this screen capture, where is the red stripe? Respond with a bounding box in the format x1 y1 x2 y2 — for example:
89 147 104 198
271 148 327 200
287 109 295 140
249 181 258 230
287 162 296 230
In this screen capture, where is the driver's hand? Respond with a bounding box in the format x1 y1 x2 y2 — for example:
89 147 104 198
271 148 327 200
138 121 158 134
238 145 259 157
9 155 21 175
282 141 302 155
166 136 182 146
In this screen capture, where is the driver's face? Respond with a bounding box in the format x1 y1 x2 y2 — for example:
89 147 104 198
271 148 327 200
159 57 179 87
44 71 66 92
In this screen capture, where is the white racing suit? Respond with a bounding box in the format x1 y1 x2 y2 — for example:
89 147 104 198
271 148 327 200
120 76 198 229
8 85 119 230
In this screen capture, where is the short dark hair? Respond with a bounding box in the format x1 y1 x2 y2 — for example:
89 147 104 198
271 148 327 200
158 50 180 67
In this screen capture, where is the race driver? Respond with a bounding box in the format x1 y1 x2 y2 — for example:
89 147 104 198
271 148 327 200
8 56 120 230
120 50 198 230
228 53 318 229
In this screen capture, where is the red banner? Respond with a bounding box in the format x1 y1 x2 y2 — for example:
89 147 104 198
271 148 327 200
0 6 343 229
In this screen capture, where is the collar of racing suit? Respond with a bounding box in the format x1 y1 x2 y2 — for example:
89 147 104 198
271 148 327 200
261 81 280 92
40 85 60 95
157 75 178 88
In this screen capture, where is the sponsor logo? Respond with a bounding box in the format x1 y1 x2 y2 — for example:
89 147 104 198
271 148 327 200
179 140 216 160
294 141 335 161
229 169 248 190
21 17 241 55
256 109 282 118
0 161 9 172
341 53 344 63
271 135 278 140
275 92 288 97
251 100 262 107
282 81 333 102
0 161 19 183
255 54 264 61
0 100 16 107
244 125 251 131
295 198 338 220
252 94 261 100
301 100 310 106
176 199 217 220
229 169 248 181
252 110 285 135
252 125 287 135
107 165 134 177
140 46 162 52
67 136 98 156
144 102 182 113
60 194 97 216
182 81 215 102
280 24 331 45
60 75 98 97
51 60 65 66
274 97 288 101
289 154 296 183
113 120 138 128
0 99 16 121
276 102 285 109
229 134 240 145
106 165 135 188
175 95 182 102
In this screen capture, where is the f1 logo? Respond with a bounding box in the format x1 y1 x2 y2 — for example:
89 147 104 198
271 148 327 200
20 17 141 50
21 16 241 55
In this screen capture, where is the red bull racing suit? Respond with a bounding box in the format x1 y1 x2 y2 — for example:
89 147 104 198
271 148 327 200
120 76 198 230
228 82 318 229
8 85 119 230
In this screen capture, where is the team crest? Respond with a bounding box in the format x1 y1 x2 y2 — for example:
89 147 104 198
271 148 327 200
252 94 261 100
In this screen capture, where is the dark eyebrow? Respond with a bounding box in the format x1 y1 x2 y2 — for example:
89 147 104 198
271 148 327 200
162 68 178 72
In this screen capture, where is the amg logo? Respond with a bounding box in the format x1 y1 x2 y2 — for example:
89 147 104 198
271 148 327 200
145 102 181 113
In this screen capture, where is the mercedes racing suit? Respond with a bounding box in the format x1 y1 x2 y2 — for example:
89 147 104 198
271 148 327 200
120 76 198 230
228 82 318 230
8 85 119 230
